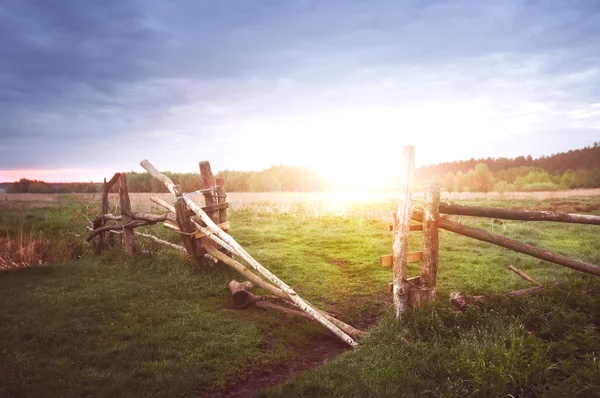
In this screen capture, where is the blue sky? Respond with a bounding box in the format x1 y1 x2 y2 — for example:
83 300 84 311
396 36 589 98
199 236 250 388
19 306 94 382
1 0 599 181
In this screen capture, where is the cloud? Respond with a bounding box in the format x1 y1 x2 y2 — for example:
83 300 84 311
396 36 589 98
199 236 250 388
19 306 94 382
0 0 599 173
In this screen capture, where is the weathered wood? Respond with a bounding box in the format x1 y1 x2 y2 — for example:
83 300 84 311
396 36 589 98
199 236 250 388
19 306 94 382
191 222 231 239
119 173 135 256
164 220 230 236
141 159 357 347
87 220 156 241
183 202 229 217
206 243 361 342
449 284 558 311
199 161 219 224
111 230 187 253
209 240 366 341
199 214 359 344
216 177 228 227
94 172 121 254
203 242 287 298
150 196 176 213
163 220 182 233
96 212 175 223
508 265 542 286
173 187 201 266
229 280 262 309
389 223 422 232
205 253 219 263
255 301 314 320
413 212 600 277
380 252 422 267
419 185 440 303
93 178 107 254
388 276 420 293
439 203 600 225
392 145 415 318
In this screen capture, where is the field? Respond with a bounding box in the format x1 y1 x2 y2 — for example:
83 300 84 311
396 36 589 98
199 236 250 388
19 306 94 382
1 191 600 397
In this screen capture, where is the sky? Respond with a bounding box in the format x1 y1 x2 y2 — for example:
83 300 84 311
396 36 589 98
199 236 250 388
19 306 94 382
1 0 600 183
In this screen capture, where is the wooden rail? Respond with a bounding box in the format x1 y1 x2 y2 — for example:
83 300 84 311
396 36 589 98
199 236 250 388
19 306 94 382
439 203 600 225
412 211 600 277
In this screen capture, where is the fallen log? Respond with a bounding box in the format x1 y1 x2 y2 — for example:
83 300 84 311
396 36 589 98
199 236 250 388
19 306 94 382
203 242 287 298
439 203 600 225
200 227 366 340
141 159 357 347
450 283 558 311
226 279 365 339
229 280 262 309
412 212 600 277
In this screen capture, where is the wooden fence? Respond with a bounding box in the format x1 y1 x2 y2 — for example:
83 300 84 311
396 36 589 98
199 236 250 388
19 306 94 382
384 145 600 317
87 160 230 265
85 151 600 344
87 159 364 348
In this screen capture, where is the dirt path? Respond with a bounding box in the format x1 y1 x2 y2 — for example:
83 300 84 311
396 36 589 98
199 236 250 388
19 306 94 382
201 335 350 397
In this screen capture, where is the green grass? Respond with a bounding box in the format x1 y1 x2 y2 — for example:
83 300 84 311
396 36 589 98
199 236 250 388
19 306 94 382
264 279 600 397
0 195 599 396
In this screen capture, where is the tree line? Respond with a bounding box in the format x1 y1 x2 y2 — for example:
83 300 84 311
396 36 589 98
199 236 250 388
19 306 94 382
437 164 600 193
2 166 329 194
418 143 600 192
3 143 600 193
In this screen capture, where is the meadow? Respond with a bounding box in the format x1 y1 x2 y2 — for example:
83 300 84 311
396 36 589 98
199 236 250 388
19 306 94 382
1 191 599 397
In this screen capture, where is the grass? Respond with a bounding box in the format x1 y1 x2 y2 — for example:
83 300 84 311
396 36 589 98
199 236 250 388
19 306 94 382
264 278 600 397
0 194 599 396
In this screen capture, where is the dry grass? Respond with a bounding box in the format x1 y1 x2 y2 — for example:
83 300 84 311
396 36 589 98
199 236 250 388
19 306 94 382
0 220 50 269
0 235 49 269
3 188 599 204
2 189 600 221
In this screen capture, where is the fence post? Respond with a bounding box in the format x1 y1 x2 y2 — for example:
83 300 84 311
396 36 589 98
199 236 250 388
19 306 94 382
199 161 220 224
93 177 108 254
173 185 201 266
215 177 228 230
420 185 440 303
393 145 415 319
119 173 135 256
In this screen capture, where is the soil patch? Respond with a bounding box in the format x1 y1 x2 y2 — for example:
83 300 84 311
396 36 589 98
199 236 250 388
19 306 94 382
201 335 350 397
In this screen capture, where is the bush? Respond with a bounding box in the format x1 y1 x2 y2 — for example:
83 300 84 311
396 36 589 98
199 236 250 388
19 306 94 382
521 182 561 192
492 180 512 193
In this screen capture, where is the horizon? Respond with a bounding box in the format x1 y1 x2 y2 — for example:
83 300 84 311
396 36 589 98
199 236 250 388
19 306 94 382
0 142 596 184
1 1 600 184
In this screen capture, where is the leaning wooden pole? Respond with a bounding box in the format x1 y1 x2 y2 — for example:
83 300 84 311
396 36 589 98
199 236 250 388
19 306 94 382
94 172 121 254
419 185 440 303
119 173 135 256
199 161 220 224
412 212 600 277
393 145 415 318
140 159 357 347
438 203 600 225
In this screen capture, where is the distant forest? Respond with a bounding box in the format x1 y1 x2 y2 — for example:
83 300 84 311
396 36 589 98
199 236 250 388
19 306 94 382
2 143 599 193
416 142 600 192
